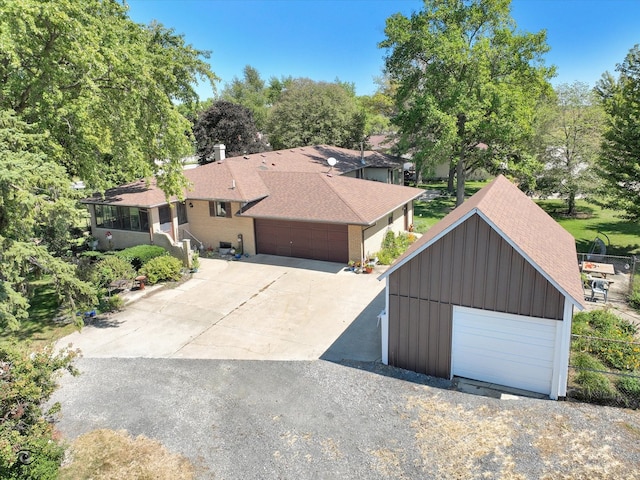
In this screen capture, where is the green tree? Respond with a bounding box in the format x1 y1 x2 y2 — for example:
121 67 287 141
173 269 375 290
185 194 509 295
193 100 268 161
380 0 554 204
595 45 640 220
266 75 294 105
0 111 97 330
0 0 218 196
266 78 366 150
221 65 269 130
0 344 78 479
534 82 605 215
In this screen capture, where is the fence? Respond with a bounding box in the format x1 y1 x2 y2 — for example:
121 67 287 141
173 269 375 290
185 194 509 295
569 333 640 406
577 252 638 297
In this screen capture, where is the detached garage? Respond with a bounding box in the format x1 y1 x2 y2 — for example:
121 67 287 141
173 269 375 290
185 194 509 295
378 175 585 399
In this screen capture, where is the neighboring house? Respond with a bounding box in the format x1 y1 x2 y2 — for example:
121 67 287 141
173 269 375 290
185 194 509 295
82 145 422 264
378 175 585 399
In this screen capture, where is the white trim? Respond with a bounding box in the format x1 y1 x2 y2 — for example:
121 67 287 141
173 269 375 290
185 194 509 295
380 279 390 365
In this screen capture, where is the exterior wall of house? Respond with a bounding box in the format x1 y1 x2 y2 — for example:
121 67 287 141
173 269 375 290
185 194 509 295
387 213 565 378
429 162 489 181
178 200 256 255
363 167 402 184
347 225 364 262
363 204 412 259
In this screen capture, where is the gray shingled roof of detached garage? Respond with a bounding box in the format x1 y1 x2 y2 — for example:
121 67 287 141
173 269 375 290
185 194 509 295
380 175 585 309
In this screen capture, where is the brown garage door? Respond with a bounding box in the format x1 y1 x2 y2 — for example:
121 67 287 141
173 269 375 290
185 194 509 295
255 219 349 263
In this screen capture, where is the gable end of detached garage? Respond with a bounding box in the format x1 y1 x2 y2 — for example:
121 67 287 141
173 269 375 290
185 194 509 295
378 176 584 400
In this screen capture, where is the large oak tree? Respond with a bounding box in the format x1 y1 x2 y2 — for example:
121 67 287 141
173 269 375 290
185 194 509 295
380 0 554 204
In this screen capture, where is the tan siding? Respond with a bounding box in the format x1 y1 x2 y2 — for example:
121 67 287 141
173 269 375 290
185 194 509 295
347 225 362 261
181 200 256 254
387 213 565 379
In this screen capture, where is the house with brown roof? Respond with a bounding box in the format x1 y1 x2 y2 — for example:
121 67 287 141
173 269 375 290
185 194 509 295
378 175 585 399
82 145 423 264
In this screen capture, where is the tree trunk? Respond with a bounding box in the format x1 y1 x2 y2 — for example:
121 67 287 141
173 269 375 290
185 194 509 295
447 160 455 193
455 113 467 207
567 191 576 216
456 155 466 206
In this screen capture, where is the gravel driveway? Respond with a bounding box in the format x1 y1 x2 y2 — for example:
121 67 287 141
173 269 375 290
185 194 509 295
51 358 640 479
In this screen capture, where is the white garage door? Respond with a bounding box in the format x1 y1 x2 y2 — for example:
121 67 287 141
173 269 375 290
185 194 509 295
452 306 559 396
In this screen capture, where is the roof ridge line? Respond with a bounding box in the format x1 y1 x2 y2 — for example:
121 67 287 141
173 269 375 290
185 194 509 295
318 173 369 224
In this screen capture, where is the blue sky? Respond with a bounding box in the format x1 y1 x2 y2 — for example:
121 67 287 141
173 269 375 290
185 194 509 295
126 0 640 99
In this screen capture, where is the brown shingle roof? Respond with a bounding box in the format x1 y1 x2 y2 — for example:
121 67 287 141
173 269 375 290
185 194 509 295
241 172 423 225
381 175 585 309
81 179 176 207
80 146 420 225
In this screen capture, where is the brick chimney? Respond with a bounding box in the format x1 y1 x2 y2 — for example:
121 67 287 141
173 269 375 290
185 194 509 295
213 144 226 162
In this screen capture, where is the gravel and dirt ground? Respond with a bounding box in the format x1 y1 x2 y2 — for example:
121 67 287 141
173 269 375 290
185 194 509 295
50 358 640 480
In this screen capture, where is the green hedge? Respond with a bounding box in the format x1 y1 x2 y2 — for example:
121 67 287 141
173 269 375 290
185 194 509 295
139 256 183 284
114 245 167 270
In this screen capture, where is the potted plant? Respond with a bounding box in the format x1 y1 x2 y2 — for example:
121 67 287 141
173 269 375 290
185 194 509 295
347 260 355 271
191 251 200 272
364 262 374 274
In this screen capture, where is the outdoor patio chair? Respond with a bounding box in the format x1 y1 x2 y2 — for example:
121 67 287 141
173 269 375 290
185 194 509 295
590 279 608 303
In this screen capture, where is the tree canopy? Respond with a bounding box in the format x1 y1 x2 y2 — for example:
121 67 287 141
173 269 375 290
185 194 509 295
534 82 605 215
0 0 217 196
380 0 554 204
193 100 268 161
265 78 366 150
596 45 640 221
0 0 217 329
220 65 269 131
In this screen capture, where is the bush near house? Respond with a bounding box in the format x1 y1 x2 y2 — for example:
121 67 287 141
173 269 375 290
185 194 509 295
374 230 417 265
114 245 168 270
570 309 640 407
139 256 183 284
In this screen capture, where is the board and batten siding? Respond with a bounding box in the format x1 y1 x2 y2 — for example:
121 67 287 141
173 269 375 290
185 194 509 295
387 214 565 377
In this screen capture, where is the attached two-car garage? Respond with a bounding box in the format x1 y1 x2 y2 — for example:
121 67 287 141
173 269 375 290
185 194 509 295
255 219 349 264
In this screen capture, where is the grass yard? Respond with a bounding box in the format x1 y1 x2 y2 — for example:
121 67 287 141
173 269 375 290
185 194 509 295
413 181 488 233
413 180 640 257
536 200 640 256
0 277 78 350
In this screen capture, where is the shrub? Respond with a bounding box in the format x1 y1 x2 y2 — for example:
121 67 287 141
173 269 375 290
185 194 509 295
0 344 78 480
617 375 640 397
571 309 640 371
99 294 124 312
115 245 167 270
139 256 183 284
89 256 136 288
571 351 618 403
629 276 640 310
374 230 418 265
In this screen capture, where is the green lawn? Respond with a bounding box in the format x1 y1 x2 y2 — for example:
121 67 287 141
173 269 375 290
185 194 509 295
413 182 640 257
536 200 640 256
413 181 488 233
0 277 78 350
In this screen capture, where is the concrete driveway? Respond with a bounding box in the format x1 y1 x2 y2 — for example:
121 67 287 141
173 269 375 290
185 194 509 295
58 255 384 362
